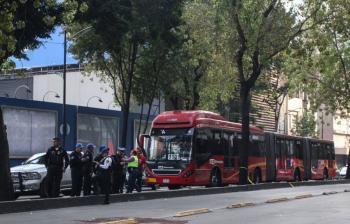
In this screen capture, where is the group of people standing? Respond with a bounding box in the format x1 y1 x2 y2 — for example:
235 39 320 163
44 137 146 204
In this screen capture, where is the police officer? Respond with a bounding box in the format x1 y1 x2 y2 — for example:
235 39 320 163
113 147 127 193
123 149 139 193
44 137 69 197
70 143 83 196
82 143 95 196
92 146 104 195
96 146 112 204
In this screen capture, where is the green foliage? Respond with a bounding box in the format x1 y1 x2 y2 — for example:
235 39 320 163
161 0 238 111
286 1 350 113
291 112 318 138
0 0 62 65
69 0 183 146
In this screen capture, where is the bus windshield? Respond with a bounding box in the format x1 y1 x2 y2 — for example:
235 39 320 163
147 128 193 162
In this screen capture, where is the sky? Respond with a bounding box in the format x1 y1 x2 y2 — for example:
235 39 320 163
13 26 78 69
13 0 304 69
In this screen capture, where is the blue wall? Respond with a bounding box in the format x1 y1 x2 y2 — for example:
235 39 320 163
0 97 155 166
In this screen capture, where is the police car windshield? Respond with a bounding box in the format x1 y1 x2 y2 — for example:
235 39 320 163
25 155 45 165
147 128 193 162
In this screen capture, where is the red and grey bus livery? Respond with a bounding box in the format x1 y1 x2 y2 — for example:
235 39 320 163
139 110 336 188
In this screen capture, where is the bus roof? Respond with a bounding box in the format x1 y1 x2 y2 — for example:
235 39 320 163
152 110 263 134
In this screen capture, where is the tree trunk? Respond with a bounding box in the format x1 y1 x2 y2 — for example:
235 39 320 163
142 100 153 134
121 105 130 148
345 148 350 179
0 108 14 201
239 83 251 185
137 100 144 141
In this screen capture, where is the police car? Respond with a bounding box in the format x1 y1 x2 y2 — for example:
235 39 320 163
11 152 72 198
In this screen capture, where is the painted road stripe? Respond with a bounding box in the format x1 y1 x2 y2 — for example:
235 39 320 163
227 202 255 209
266 197 289 203
100 218 137 224
174 208 211 217
295 194 313 199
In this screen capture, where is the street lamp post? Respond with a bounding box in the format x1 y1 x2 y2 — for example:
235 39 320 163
87 96 103 107
13 85 31 98
62 26 92 148
43 91 60 101
63 30 67 148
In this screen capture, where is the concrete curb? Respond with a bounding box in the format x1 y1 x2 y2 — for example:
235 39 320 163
0 179 349 214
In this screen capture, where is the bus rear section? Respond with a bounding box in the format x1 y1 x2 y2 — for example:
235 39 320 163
265 133 337 182
308 139 336 180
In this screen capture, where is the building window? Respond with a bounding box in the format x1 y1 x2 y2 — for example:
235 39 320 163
3 107 57 158
77 114 118 151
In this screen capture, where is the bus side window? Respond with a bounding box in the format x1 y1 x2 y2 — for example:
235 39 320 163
195 128 212 166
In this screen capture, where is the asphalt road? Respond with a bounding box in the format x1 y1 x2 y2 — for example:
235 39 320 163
2 183 350 224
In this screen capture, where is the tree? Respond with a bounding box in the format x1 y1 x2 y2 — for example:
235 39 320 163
161 0 237 111
291 112 318 137
69 0 183 147
227 0 325 184
260 69 289 132
0 0 62 201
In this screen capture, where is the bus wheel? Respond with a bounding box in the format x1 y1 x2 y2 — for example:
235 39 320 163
209 168 222 187
294 169 301 182
253 168 261 184
168 185 181 190
323 169 329 180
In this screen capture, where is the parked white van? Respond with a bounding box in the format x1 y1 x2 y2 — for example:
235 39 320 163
11 152 72 198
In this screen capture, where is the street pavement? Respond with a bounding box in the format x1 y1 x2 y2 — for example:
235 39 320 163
2 183 350 224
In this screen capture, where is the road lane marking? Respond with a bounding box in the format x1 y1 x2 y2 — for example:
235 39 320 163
174 208 211 217
295 194 313 199
288 182 294 188
227 202 255 209
100 218 137 224
266 197 289 203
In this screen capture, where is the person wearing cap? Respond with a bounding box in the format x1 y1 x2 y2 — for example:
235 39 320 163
70 143 84 196
112 147 127 194
95 146 113 204
91 146 105 195
123 149 139 193
81 143 95 196
44 137 69 197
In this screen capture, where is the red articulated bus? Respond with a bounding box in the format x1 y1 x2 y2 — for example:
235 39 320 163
139 110 336 189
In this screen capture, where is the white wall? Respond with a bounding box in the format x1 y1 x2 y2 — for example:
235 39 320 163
32 71 121 110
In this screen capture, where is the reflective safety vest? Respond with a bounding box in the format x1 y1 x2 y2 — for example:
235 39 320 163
128 156 139 168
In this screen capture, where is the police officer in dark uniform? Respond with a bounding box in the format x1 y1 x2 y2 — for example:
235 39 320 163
113 147 127 194
92 146 104 195
82 143 95 196
70 143 83 196
44 137 69 197
95 146 112 204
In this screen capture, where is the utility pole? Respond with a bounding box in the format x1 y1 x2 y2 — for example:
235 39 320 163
63 30 67 148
